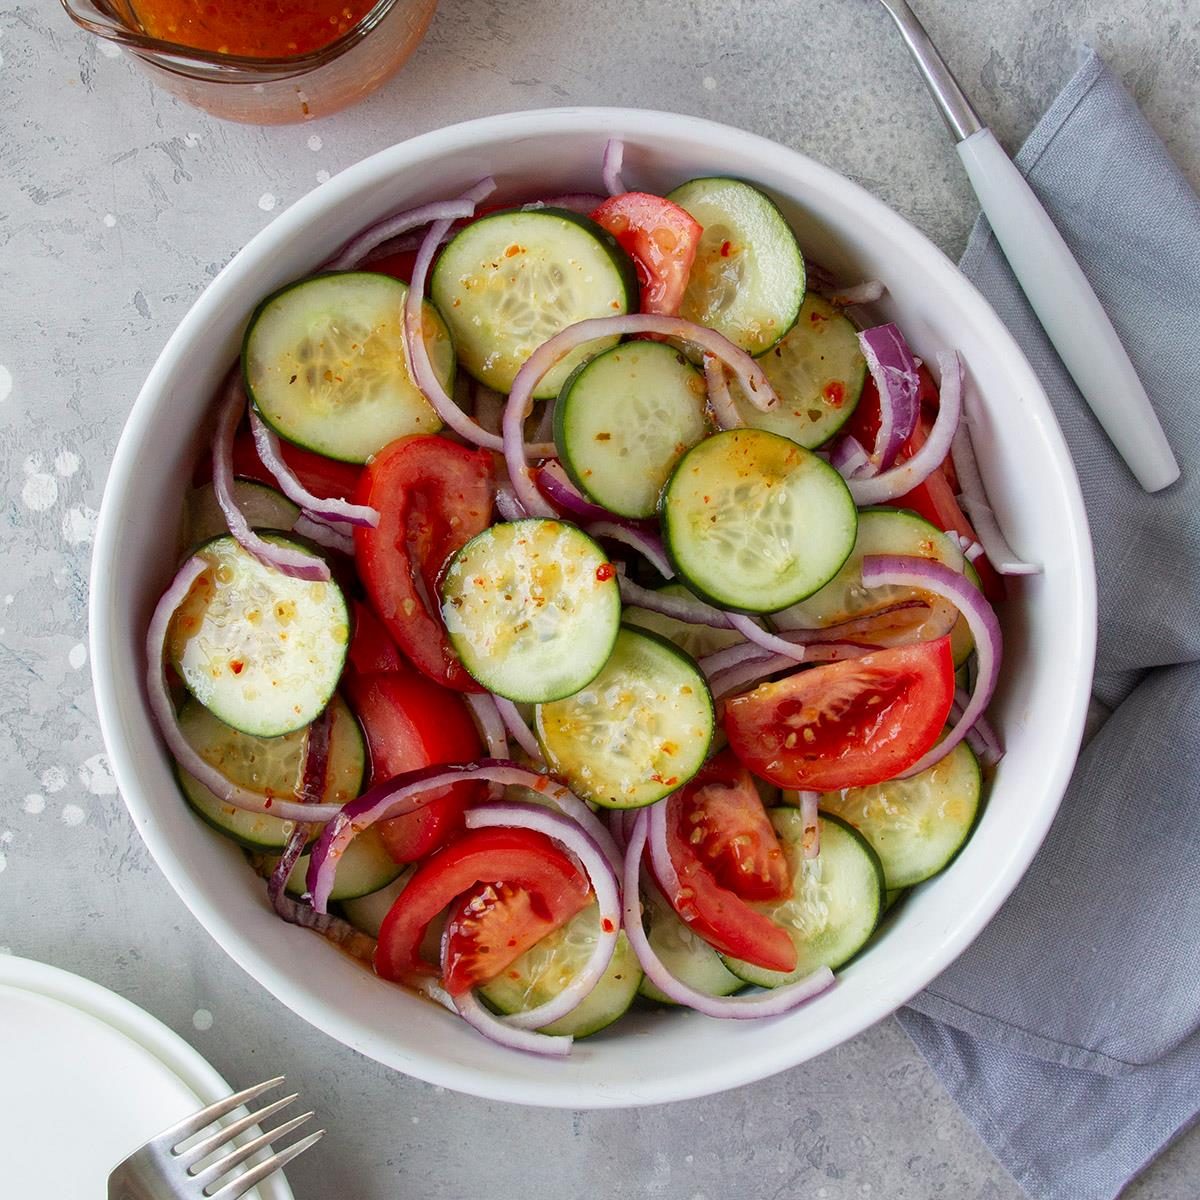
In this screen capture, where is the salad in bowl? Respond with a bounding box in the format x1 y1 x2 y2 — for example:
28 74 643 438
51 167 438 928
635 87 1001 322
144 137 1036 1060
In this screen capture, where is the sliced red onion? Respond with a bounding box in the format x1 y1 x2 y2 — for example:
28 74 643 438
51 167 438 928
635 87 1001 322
832 280 886 306
464 694 509 800
830 435 871 479
267 706 331 912
325 196 481 272
448 983 573 1057
494 479 526 523
726 614 807 663
646 798 683 900
523 193 608 215
292 513 355 557
708 643 870 699
271 892 378 963
494 697 542 761
601 138 625 196
359 226 453 267
797 791 821 859
861 555 1002 776
625 811 835 1018
703 355 743 430
249 410 378 528
859 324 921 472
954 687 1004 766
213 379 329 582
617 576 734 629
504 314 780 520
537 460 614 523
464 803 620 1030
950 414 1042 576
146 557 343 824
587 522 674 579
846 351 962 506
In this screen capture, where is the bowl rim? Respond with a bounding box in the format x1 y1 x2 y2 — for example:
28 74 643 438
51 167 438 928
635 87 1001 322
90 105 1097 1108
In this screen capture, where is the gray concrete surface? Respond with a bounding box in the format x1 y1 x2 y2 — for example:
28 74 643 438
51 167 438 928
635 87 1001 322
2 1 1198 1196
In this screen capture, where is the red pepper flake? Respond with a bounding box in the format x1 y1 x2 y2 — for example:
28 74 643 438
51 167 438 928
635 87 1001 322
720 240 732 257
601 917 615 934
229 659 245 675
595 562 616 582
822 380 846 407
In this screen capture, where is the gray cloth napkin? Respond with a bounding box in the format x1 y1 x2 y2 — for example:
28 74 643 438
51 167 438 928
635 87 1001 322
896 49 1200 1200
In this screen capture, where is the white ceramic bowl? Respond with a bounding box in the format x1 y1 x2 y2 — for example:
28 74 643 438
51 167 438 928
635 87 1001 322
91 108 1096 1108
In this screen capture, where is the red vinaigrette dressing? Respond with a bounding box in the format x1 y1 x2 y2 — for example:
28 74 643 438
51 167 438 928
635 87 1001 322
129 0 377 58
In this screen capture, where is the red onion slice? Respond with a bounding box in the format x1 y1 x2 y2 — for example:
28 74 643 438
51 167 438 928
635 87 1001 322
617 576 734 629
292 513 355 557
797 791 821 859
464 694 509 800
494 479 526 523
448 985 573 1057
587 522 674 580
213 378 329 582
830 435 872 479
646 798 683 900
325 196 482 272
523 193 608 215
625 811 835 1018
494 696 542 761
708 643 870 699
950 414 1042 576
859 324 921 472
861 554 1002 777
725 614 807 663
249 410 378 528
503 314 780 520
703 355 743 430
536 461 615 523
464 803 621 1030
831 280 886 307
954 687 1004 765
845 351 962 506
601 138 625 196
146 557 344 824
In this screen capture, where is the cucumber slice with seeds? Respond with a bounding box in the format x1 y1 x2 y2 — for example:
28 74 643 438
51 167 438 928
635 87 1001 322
723 811 884 988
555 342 709 519
244 272 455 464
669 177 805 356
479 903 642 1038
186 481 300 548
440 519 622 703
820 741 982 888
431 208 638 398
735 294 866 447
637 885 743 1004
661 428 858 613
536 625 714 809
340 870 411 938
167 533 350 738
176 694 364 851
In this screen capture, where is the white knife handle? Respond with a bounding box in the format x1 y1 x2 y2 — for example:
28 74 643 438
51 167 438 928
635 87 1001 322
956 128 1179 492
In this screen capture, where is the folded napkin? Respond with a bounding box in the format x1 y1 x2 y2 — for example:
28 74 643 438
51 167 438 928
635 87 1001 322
897 49 1200 1200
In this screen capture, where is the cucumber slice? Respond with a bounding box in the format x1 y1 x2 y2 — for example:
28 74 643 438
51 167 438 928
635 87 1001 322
243 272 455 464
440 519 622 703
668 177 805 356
479 903 642 1038
637 886 743 1005
340 869 411 938
176 694 365 851
623 582 745 660
186 481 300 547
773 507 978 666
555 342 709 519
820 741 982 888
269 826 402 903
734 295 866 447
167 533 350 737
536 625 714 809
661 428 858 613
431 208 638 398
723 811 884 988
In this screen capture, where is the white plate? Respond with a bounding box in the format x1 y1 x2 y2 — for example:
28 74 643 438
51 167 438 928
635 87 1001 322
0 955 293 1199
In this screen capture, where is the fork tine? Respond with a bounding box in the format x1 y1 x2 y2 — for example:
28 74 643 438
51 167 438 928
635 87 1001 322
156 1077 286 1148
189 1112 314 1190
208 1129 326 1200
174 1093 299 1169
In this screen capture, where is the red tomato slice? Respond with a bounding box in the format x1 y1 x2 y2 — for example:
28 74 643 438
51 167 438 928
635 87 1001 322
344 670 485 863
354 435 493 692
670 751 791 902
724 637 956 791
374 827 591 983
591 193 702 316
441 877 593 994
225 428 363 501
346 600 406 677
657 759 798 974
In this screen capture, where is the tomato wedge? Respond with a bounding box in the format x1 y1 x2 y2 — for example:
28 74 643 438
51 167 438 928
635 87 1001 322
657 759 798 974
346 599 406 677
591 193 702 316
724 637 956 791
354 435 493 692
344 670 485 863
374 827 591 983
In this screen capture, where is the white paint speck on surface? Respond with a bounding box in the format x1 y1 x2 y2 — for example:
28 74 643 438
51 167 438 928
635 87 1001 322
21 471 58 512
3 595 12 605
54 449 81 476
79 753 117 795
183 131 201 147
41 766 67 793
98 40 122 59
702 75 717 90
61 804 85 826
307 134 323 151
258 193 278 212
193 1008 213 1031
0 365 11 404
62 505 98 545
1 832 12 845
23 794 45 814
316 170 330 184
410 1116 419 1124
68 643 87 670
0 852 6 874
102 213 117 228
685 1155 694 1164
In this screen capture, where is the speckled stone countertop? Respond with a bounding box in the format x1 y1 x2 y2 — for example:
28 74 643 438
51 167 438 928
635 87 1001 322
2 2 1198 1197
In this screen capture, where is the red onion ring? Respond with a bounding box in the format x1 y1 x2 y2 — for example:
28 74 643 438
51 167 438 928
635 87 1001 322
463 803 621 1030
703 355 743 430
845 351 962 506
464 694 509 800
523 193 609 215
830 435 871 479
646 798 683 900
324 196 482 272
447 985 573 1057
859 324 921 472
797 790 821 859
831 280 886 307
708 643 871 699
624 811 835 1018
146 557 344 824
617 576 734 628
493 697 542 761
587 522 674 579
494 479 526 523
503 314 780 520
213 378 329 582
725 614 807 663
292 513 355 557
536 461 615 523
861 554 1002 777
248 410 378 528
954 687 1004 766
601 138 625 196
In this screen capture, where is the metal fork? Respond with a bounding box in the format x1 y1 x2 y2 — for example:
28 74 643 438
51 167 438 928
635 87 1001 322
108 1076 324 1200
